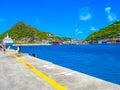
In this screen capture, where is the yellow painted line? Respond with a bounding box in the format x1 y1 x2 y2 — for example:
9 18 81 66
8 51 67 90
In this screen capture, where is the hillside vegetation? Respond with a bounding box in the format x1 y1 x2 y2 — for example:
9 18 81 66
86 21 120 41
0 22 71 43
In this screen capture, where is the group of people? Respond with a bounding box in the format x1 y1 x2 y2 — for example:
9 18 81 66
0 45 21 54
0 45 10 54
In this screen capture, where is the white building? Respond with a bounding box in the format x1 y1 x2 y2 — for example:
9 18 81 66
3 34 13 45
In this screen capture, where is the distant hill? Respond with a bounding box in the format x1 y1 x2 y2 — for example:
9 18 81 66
86 21 120 41
0 22 72 43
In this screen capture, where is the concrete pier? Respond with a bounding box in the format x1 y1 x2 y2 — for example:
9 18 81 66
0 50 120 90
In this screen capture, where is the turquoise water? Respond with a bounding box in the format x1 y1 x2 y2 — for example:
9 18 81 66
12 44 120 85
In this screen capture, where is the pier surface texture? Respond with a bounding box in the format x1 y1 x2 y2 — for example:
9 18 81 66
0 50 120 90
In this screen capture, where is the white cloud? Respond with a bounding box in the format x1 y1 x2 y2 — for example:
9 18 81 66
108 13 117 21
35 18 40 25
105 7 117 21
90 26 98 31
0 18 5 22
75 29 83 35
105 7 111 13
78 31 83 34
75 29 78 32
79 7 92 21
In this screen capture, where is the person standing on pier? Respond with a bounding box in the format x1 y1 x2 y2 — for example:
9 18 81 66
3 45 6 54
17 46 21 53
0 45 2 52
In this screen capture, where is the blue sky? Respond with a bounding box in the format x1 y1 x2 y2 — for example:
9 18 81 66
0 0 120 39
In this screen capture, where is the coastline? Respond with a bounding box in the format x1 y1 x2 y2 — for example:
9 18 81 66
13 43 52 46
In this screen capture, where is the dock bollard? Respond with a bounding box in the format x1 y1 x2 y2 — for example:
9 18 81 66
32 53 36 57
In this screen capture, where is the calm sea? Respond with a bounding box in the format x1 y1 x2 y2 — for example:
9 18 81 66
12 44 120 85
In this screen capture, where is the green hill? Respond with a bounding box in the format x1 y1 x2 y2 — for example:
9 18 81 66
0 22 67 44
86 21 120 41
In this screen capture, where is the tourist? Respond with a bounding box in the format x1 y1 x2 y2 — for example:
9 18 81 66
3 45 6 54
0 46 2 52
7 46 10 50
17 46 20 53
17 46 21 53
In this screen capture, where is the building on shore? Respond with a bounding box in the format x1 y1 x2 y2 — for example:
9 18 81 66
3 34 13 46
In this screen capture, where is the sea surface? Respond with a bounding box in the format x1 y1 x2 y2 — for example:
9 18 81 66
12 44 120 85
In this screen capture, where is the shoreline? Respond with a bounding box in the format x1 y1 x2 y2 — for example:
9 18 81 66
13 43 52 46
12 43 120 46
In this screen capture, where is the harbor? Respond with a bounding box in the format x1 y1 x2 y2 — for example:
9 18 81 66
1 0 120 89
0 50 120 90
